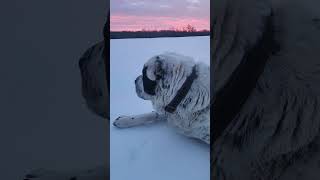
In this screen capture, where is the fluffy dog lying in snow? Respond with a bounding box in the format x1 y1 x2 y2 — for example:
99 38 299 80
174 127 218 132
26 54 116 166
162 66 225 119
113 52 210 144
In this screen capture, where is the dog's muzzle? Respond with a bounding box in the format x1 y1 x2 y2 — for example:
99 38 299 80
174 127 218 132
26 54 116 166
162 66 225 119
142 67 156 95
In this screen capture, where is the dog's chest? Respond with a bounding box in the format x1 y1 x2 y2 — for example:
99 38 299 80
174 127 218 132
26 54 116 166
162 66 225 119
167 114 193 132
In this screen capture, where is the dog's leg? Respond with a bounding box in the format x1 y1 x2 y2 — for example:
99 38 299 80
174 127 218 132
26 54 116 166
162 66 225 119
113 111 165 128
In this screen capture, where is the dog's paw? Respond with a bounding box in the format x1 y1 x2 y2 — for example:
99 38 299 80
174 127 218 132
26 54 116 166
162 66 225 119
113 115 134 128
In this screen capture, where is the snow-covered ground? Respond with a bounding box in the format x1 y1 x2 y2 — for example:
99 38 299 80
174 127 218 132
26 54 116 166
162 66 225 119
110 36 210 180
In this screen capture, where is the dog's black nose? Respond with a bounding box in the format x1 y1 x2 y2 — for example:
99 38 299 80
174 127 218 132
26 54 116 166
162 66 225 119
135 77 138 83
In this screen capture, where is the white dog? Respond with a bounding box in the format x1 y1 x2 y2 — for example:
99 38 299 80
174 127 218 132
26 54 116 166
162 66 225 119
113 52 210 144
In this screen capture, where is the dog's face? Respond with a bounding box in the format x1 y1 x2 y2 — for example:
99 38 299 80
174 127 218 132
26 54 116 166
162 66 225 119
135 53 194 101
135 55 166 100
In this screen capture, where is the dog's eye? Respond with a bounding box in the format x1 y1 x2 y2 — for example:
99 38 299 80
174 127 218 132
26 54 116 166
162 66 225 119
142 66 157 95
155 70 163 80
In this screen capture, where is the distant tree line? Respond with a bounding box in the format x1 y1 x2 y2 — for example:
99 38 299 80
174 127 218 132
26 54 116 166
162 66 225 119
110 24 210 39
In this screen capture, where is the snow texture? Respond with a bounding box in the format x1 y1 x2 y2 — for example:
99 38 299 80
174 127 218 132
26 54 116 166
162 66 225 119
110 36 210 180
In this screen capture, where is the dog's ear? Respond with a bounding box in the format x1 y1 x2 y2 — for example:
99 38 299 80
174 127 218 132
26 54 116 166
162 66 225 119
211 0 275 143
211 0 272 95
154 57 164 80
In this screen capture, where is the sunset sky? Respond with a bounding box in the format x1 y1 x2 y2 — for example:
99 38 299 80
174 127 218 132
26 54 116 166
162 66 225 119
111 0 210 31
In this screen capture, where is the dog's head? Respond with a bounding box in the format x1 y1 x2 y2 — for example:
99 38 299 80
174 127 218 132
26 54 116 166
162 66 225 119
79 41 109 119
135 52 195 103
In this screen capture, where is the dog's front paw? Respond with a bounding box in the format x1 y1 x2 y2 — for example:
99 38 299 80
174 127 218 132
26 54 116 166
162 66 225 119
113 115 134 128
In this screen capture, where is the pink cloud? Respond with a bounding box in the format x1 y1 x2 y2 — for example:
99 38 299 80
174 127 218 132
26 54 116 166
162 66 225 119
111 14 209 31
